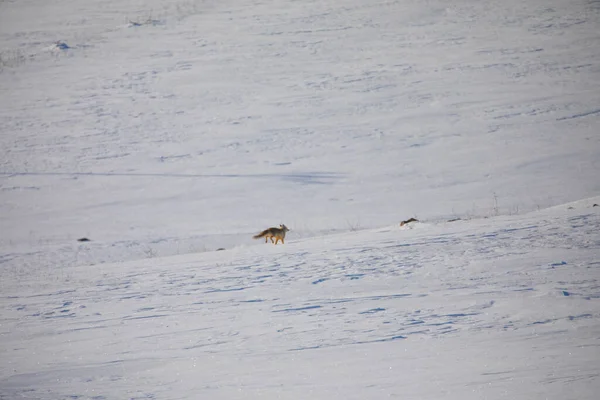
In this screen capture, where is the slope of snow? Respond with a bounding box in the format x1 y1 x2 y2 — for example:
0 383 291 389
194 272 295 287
1 0 599 267
2 199 599 399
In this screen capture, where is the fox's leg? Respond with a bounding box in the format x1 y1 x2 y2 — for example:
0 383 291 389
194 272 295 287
270 236 275 243
274 237 280 245
264 237 268 243
281 238 284 244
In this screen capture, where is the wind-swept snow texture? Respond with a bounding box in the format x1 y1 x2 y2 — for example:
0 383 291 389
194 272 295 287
2 200 600 399
1 0 599 398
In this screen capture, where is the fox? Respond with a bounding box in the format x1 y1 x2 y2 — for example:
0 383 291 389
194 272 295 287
253 224 290 244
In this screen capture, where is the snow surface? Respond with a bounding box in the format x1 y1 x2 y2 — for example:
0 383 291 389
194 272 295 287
1 0 599 398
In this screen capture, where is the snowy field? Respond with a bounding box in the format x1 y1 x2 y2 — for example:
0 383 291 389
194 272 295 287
1 199 599 399
1 0 599 398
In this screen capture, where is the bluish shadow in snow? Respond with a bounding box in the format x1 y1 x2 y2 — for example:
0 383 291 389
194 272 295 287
443 312 481 317
205 287 247 293
1 171 343 185
123 314 168 321
556 108 600 121
272 305 322 313
290 334 407 351
356 335 406 344
345 273 364 280
359 307 386 314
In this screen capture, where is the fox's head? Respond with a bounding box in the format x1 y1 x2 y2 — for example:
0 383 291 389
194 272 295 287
280 224 289 232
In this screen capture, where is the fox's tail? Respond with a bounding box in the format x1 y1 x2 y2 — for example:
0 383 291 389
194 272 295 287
253 230 267 239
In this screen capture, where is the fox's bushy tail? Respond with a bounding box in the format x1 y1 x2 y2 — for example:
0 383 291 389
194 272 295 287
253 230 267 239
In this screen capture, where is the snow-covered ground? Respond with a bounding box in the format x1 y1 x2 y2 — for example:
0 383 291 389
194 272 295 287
2 199 600 399
1 0 599 398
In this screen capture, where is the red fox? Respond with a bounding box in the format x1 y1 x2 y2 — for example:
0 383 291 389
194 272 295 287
253 224 290 244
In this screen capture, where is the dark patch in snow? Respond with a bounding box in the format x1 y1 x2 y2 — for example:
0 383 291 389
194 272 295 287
273 305 322 313
557 109 600 121
0 170 344 185
357 335 406 344
345 274 364 280
400 217 419 226
54 41 70 50
568 314 592 320
205 287 247 293
551 261 567 267
531 319 555 325
359 307 386 314
444 312 480 317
